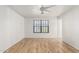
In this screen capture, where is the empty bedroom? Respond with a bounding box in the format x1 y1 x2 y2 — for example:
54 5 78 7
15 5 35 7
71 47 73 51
0 5 79 53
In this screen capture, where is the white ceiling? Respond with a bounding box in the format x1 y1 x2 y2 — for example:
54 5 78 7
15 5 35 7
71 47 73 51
9 5 74 18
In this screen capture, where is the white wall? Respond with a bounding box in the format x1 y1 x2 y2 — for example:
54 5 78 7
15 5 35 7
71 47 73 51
62 6 79 50
24 17 58 38
0 6 7 52
57 17 62 38
0 6 24 52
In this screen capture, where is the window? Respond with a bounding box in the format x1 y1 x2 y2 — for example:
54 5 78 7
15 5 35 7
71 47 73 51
33 20 49 33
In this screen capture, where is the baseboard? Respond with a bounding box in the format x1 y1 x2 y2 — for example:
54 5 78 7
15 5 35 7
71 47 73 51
4 38 25 53
63 41 79 52
0 50 4 53
24 37 58 38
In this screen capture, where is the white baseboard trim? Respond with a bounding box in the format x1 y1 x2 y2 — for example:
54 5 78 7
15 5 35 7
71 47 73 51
63 41 79 50
0 50 4 53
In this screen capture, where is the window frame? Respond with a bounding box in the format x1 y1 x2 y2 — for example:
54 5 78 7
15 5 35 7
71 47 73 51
33 20 49 33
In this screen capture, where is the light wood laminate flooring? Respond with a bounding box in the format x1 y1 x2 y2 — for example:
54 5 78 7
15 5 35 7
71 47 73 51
4 38 79 53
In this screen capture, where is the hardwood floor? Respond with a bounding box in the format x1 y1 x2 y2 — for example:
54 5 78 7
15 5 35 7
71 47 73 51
4 38 79 53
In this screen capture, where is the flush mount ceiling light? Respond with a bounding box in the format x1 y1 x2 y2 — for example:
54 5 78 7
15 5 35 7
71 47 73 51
40 5 56 14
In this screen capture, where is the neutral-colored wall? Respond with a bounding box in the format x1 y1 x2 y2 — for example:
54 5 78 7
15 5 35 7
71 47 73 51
24 17 59 38
62 6 79 49
0 6 7 52
57 17 62 39
0 6 24 52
